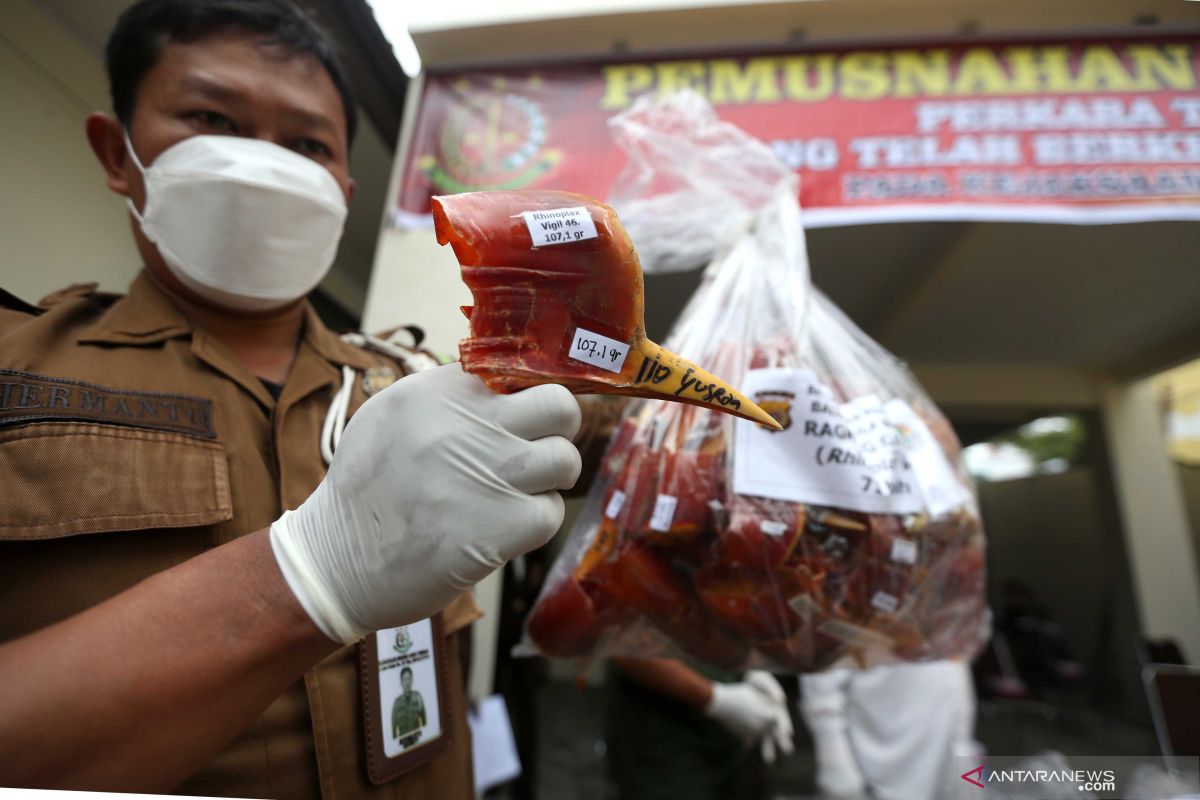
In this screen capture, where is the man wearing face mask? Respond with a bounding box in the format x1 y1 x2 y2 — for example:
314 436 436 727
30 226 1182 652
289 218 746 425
0 0 582 796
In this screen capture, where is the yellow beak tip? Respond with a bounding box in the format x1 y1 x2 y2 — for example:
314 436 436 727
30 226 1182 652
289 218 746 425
754 414 784 431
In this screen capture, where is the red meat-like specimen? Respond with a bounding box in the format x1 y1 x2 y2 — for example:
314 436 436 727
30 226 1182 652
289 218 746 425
432 190 780 429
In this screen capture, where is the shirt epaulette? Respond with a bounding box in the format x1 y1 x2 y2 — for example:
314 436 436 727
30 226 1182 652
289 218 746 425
37 282 122 311
0 288 43 316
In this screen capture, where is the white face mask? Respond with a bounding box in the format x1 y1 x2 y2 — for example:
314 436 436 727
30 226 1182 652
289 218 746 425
125 133 349 312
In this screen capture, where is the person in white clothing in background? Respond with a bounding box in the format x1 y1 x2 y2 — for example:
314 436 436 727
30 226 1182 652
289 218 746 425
801 659 979 800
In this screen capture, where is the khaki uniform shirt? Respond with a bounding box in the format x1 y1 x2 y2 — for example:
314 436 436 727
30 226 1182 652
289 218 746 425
0 273 481 798
392 691 427 741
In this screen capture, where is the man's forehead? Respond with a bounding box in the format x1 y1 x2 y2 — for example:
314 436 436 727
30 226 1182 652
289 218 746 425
146 33 346 132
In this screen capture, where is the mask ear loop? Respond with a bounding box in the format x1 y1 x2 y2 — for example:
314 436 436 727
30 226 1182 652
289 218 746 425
122 130 150 226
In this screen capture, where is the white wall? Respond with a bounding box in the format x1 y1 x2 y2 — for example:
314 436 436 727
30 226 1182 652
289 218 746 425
408 0 797 32
0 0 140 301
362 227 470 357
408 0 1200 69
1103 378 1200 663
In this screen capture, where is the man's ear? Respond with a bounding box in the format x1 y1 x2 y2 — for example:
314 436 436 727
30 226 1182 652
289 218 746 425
345 176 357 205
85 112 132 197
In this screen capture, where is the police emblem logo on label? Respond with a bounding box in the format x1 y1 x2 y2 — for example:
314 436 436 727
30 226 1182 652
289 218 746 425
754 390 794 432
362 367 399 397
0 369 215 438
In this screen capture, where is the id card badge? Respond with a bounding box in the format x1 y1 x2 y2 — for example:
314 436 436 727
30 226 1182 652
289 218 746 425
359 614 453 784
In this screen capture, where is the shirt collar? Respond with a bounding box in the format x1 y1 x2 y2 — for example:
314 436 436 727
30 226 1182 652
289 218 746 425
77 271 191 346
301 305 377 372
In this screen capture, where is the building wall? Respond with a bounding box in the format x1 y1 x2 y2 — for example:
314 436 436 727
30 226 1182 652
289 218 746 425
0 0 140 301
979 468 1147 719
1103 378 1200 665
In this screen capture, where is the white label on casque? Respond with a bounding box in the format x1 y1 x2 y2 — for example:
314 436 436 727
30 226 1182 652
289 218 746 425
648 494 678 532
761 520 789 537
568 328 630 373
522 206 599 247
890 537 919 564
604 490 627 520
870 591 900 614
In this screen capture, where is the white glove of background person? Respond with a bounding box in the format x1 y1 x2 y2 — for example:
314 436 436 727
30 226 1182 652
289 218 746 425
704 670 795 764
270 363 582 644
811 730 868 799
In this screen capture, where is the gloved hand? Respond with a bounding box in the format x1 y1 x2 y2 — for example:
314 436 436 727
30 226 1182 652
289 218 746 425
270 363 582 644
704 670 795 764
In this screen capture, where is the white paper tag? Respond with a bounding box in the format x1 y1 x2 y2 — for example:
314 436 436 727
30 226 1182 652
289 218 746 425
870 591 900 614
522 206 599 247
787 593 820 619
760 520 789 537
890 537 919 565
648 494 678 532
568 328 630 373
882 399 972 517
604 490 627 520
733 369 925 514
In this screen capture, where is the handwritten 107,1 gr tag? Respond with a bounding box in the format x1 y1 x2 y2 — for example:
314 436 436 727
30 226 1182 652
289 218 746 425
569 328 630 373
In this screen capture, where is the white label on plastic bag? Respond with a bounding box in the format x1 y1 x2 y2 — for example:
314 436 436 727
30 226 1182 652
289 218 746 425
522 206 598 247
870 591 899 614
733 369 925 515
890 537 919 565
788 593 820 619
648 494 678 532
569 328 630 373
761 520 789 537
881 399 971 517
604 490 626 520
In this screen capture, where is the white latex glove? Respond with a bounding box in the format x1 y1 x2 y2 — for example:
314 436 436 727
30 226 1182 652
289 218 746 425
704 670 795 764
270 363 582 644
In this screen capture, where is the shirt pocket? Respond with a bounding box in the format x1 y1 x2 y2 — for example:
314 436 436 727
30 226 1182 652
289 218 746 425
0 421 233 540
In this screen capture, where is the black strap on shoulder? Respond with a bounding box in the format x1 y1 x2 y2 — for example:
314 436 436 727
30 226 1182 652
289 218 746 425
0 287 43 316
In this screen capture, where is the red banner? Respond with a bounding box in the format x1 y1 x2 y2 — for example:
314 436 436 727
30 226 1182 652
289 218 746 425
396 35 1200 228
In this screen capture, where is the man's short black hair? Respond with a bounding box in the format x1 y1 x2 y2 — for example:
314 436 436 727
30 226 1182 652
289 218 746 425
106 0 357 144
400 667 413 679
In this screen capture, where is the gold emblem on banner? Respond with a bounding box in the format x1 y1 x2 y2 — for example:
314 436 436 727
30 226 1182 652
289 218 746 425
418 76 560 194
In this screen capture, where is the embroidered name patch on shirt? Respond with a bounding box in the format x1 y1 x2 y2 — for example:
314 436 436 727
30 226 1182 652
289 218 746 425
0 369 215 438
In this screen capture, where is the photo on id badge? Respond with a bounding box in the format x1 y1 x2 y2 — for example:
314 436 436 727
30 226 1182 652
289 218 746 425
376 622 442 756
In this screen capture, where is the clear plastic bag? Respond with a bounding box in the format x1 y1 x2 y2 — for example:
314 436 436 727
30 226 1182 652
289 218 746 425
521 93 989 672
607 91 795 274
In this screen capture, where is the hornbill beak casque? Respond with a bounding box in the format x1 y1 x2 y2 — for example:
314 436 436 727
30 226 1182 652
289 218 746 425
432 189 782 430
